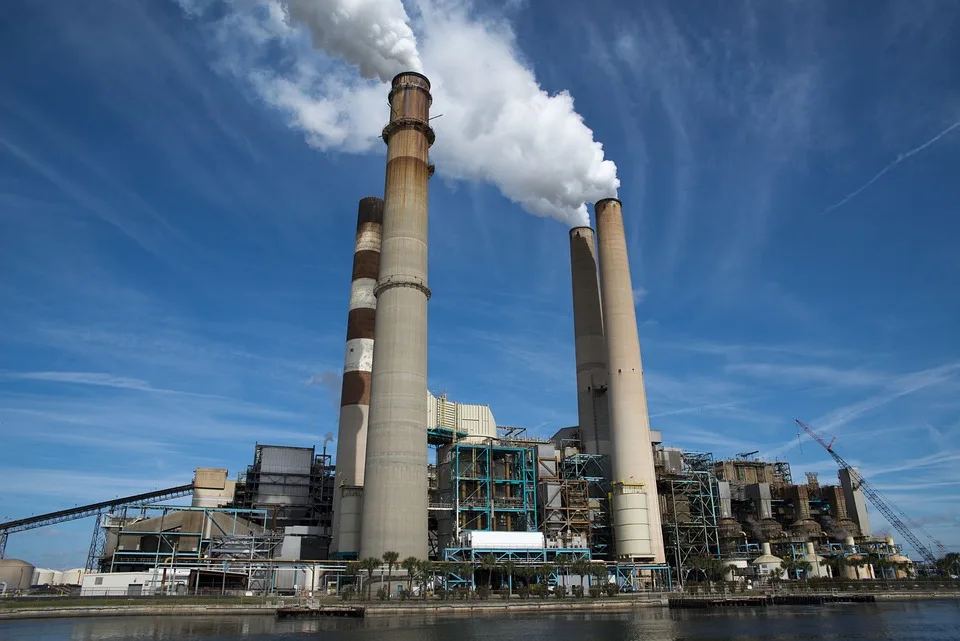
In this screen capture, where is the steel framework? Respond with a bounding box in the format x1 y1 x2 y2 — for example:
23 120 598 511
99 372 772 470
439 443 538 537
559 452 611 559
658 451 720 585
0 484 193 562
230 445 333 532
102 505 281 575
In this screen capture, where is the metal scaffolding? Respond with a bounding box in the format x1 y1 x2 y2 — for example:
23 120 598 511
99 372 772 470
658 451 720 585
100 505 281 574
559 451 611 558
0 484 193 564
437 442 538 544
230 444 333 532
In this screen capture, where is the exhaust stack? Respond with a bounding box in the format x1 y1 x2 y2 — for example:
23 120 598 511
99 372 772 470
594 198 665 563
568 227 610 461
330 196 384 557
359 72 434 560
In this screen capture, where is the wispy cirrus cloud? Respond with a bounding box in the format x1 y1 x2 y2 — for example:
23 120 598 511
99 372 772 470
812 361 960 431
824 117 960 215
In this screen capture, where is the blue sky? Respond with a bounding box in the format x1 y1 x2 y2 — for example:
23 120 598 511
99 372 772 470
2 0 958 569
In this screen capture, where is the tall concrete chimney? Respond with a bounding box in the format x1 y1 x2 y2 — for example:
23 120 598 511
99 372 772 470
359 72 434 560
594 198 665 563
330 196 384 558
568 227 610 461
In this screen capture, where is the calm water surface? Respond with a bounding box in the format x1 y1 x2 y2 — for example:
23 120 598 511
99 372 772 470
2 601 959 641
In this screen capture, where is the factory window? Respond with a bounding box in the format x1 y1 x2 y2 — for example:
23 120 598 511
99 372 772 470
95 577 104 585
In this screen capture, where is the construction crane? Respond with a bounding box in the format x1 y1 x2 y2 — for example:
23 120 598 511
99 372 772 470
795 419 947 566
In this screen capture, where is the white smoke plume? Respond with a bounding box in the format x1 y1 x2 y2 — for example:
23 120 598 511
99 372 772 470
283 0 422 81
178 0 619 227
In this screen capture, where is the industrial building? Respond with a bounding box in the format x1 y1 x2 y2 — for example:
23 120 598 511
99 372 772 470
0 71 933 595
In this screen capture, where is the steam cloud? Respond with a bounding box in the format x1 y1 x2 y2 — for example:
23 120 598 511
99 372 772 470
178 0 619 226
283 0 422 81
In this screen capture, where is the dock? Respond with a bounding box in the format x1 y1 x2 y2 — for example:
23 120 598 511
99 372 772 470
668 594 876 609
276 604 365 619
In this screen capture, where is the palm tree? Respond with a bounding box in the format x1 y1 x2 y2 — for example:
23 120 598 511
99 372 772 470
539 563 556 591
344 561 361 597
401 556 420 597
358 557 380 601
687 556 725 585
418 560 434 599
555 554 571 588
780 556 800 580
591 564 608 592
571 558 590 589
825 555 845 579
458 563 475 588
480 553 498 589
502 560 516 596
382 551 399 598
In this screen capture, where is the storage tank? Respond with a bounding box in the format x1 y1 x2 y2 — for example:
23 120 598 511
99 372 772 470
751 542 784 579
60 568 86 585
0 559 36 593
33 568 56 586
803 542 831 578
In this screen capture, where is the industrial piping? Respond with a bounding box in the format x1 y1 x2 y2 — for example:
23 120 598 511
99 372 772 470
594 198 666 563
330 196 384 557
568 227 611 463
359 72 434 560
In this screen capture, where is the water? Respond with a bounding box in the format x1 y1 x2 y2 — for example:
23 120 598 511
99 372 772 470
2 601 959 641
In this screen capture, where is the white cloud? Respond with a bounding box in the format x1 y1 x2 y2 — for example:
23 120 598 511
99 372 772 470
178 0 620 226
632 287 648 304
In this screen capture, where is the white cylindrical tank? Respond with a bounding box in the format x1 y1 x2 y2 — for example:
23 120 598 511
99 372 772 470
0 559 36 592
751 542 784 579
33 568 56 585
804 542 831 578
60 568 86 585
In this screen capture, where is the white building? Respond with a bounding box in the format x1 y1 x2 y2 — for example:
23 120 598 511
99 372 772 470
80 569 191 597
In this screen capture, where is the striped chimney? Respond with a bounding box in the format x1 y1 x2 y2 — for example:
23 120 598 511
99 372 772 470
330 196 384 557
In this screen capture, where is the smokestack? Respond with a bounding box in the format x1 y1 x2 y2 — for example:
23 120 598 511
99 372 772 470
594 198 665 563
569 227 610 461
330 196 384 557
359 72 434 560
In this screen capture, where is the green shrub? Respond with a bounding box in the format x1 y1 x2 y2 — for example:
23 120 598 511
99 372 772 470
554 585 567 599
605 584 619 597
572 585 584 598
476 586 490 600
518 586 530 600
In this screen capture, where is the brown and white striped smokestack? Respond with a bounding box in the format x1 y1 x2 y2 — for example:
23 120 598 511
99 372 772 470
330 196 383 557
569 227 611 462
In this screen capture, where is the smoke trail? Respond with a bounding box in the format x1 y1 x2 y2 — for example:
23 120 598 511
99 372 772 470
283 0 422 81
824 117 960 215
178 0 619 227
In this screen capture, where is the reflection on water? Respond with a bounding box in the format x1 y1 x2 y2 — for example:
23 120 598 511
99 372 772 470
0 600 958 641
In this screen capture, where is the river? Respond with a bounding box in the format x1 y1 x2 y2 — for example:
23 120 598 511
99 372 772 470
1 601 958 641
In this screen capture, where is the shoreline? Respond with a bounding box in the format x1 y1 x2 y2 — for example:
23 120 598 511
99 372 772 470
1 592 957 621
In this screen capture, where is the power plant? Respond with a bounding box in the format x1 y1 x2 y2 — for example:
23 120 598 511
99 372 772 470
0 72 941 597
